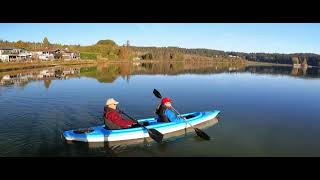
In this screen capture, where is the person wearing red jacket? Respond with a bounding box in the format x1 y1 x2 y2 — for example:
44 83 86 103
103 98 139 129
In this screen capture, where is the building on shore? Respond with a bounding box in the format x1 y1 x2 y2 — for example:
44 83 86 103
0 47 81 62
32 48 61 61
31 48 80 61
61 48 80 60
0 47 32 62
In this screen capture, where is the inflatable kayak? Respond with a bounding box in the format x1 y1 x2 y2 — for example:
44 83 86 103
63 109 220 143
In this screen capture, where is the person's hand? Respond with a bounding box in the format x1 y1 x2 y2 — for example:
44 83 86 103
143 122 149 126
130 122 141 128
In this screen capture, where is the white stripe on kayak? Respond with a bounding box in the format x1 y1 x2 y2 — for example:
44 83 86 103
64 111 220 142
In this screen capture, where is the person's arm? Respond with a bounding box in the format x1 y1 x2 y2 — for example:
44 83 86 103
165 109 180 122
107 111 135 128
117 110 139 125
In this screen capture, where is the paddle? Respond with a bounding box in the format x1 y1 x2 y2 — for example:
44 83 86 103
118 108 164 143
152 89 210 140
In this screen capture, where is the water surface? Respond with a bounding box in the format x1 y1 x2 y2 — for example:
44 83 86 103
0 62 319 156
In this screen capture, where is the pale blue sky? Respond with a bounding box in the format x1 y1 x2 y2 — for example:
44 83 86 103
0 23 320 54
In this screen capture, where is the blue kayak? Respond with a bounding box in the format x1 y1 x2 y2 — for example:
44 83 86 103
63 110 220 143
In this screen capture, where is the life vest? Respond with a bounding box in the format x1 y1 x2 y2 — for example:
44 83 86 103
103 106 122 129
155 104 170 122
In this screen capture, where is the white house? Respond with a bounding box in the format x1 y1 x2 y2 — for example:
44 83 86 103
61 48 80 60
228 55 240 58
0 47 32 62
0 55 10 62
31 49 60 61
39 54 54 61
18 52 32 60
39 49 55 60
0 47 13 62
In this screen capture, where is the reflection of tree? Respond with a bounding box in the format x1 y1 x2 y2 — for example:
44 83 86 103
81 61 247 83
119 63 131 81
132 61 247 75
291 68 301 76
2 62 320 88
44 79 52 89
291 67 308 76
81 61 320 82
17 81 29 89
246 66 293 76
302 67 308 76
80 64 122 83
245 65 320 78
4 62 314 87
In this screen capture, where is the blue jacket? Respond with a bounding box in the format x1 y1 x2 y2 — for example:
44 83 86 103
164 108 182 122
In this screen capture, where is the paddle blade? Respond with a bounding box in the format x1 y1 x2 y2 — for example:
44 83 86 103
153 89 162 99
148 128 164 143
194 128 210 140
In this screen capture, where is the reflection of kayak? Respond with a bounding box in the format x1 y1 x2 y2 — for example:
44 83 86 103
63 110 220 143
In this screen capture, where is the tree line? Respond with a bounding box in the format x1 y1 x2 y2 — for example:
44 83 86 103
132 46 320 66
1 38 320 66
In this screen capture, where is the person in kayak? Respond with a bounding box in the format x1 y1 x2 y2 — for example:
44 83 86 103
155 97 181 123
103 98 139 129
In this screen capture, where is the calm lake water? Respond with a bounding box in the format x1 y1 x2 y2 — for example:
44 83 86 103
0 61 320 157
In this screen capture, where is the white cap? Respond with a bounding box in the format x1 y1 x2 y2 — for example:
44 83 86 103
106 98 119 106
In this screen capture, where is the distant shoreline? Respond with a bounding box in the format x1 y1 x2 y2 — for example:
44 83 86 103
0 59 318 73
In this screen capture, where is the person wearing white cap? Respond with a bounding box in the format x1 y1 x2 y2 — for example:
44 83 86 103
105 98 119 110
103 98 138 129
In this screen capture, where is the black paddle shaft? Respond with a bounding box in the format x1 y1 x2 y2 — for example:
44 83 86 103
117 108 164 143
117 109 147 129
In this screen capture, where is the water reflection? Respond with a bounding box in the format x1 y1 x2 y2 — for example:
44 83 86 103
1 61 319 88
80 62 320 82
1 61 320 156
0 66 82 87
245 65 320 78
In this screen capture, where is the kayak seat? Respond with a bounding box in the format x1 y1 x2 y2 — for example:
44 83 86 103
183 112 200 120
184 114 197 119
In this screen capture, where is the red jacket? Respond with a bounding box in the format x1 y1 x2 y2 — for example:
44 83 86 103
104 107 135 128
